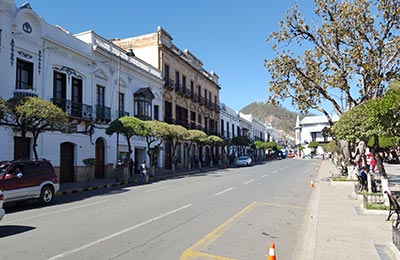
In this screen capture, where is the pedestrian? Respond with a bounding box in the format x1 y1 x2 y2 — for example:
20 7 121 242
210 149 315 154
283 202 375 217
140 160 148 184
128 158 135 178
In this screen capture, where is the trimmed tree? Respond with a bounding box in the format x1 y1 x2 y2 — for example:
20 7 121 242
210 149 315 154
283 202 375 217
0 97 68 160
184 129 207 170
106 116 147 164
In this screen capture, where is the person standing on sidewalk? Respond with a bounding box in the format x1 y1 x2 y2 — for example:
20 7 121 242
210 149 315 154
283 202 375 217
140 160 148 184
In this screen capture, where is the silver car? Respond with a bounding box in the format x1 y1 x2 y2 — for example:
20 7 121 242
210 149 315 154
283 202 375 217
236 156 252 167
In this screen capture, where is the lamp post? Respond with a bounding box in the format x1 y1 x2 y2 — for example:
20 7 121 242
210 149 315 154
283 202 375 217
115 49 135 179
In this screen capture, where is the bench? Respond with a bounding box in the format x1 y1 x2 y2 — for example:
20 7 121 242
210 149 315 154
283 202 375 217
385 191 400 228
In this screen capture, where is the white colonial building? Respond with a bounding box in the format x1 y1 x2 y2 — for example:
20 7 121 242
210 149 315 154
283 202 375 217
295 114 338 156
0 0 163 182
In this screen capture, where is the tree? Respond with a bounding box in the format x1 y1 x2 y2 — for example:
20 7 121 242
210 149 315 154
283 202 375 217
332 86 400 194
0 97 68 160
266 0 400 124
165 124 188 171
143 120 170 172
184 129 207 170
231 136 251 156
106 116 147 162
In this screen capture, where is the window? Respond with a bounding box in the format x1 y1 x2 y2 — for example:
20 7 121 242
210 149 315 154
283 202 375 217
97 85 105 107
232 124 235 138
190 81 194 99
164 64 170 81
221 119 225 136
154 105 159 121
175 105 188 128
118 93 125 118
53 71 66 110
191 111 196 129
226 122 230 138
198 114 202 126
175 71 180 91
198 85 202 102
96 85 109 120
71 77 83 118
135 97 152 120
164 101 173 123
182 75 186 94
16 59 33 90
237 126 241 136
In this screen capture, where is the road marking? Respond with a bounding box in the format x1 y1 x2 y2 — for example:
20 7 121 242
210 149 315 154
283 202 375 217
47 204 192 260
272 170 278 173
214 187 234 196
244 179 255 185
3 200 107 224
180 202 258 260
180 201 304 260
144 185 171 193
261 174 269 178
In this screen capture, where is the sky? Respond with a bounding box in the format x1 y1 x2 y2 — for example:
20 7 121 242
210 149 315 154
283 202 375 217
14 0 316 112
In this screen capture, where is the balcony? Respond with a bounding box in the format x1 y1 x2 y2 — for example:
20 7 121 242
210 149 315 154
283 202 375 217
51 97 93 121
14 89 38 98
164 78 174 91
96 105 111 122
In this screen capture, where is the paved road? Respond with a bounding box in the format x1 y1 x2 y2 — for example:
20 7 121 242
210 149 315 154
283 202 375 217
0 159 317 260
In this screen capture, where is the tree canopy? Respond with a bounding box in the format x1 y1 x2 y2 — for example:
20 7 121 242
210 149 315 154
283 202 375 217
106 116 147 157
0 97 68 159
266 0 400 124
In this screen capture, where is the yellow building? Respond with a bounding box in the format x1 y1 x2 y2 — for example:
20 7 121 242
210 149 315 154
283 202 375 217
113 27 221 169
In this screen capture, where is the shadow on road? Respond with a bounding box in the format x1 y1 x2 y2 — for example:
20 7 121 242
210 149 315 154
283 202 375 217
0 225 36 238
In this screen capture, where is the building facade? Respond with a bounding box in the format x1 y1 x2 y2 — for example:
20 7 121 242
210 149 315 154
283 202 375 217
0 1 163 182
295 115 338 156
113 27 221 169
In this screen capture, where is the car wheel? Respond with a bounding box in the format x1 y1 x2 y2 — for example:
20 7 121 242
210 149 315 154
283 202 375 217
39 186 54 205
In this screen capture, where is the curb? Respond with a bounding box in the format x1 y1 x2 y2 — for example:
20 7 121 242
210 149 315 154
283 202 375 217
55 179 142 197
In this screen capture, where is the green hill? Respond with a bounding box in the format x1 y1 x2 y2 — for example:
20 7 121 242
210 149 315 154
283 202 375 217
240 102 299 138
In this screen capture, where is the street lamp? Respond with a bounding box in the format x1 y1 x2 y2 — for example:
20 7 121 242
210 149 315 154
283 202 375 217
115 49 135 177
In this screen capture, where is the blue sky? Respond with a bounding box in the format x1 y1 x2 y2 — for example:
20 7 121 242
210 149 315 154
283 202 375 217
15 0 316 112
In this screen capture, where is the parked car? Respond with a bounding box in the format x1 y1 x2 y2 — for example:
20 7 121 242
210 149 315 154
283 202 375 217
0 159 60 205
236 156 252 167
0 191 5 221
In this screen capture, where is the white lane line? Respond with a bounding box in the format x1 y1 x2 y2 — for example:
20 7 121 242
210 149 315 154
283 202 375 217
272 170 278 173
46 203 192 260
3 200 107 224
144 185 171 193
244 179 255 185
214 187 234 196
261 174 269 178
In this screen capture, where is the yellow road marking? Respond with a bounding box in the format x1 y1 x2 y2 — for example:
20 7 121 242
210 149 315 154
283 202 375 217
180 201 304 259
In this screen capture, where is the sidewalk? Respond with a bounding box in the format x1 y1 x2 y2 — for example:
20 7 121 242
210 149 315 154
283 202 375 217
56 165 221 196
305 160 400 260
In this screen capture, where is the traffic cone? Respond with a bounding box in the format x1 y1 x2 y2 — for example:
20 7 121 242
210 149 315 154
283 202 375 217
267 243 276 260
310 179 315 188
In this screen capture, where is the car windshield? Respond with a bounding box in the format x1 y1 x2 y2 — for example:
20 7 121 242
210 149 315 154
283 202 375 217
238 156 248 160
0 162 11 176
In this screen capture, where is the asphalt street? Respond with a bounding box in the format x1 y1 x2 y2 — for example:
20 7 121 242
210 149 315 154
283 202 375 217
0 159 317 260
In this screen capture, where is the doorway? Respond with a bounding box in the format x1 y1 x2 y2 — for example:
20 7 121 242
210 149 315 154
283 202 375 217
95 138 105 179
60 142 75 182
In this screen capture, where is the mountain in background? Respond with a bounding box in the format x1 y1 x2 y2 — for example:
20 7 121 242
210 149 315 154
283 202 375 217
240 102 299 139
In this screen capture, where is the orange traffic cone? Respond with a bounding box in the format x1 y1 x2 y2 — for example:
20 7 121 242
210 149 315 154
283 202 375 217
268 243 276 260
310 179 315 188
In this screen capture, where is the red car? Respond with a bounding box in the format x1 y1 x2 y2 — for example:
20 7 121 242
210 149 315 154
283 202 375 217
0 159 60 205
